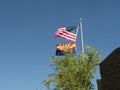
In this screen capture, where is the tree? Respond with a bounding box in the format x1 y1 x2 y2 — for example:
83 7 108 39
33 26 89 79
43 45 101 90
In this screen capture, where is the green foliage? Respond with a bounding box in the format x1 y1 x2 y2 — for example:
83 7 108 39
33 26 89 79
43 46 101 90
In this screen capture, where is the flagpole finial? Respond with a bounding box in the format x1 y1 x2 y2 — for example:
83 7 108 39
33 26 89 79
80 18 82 21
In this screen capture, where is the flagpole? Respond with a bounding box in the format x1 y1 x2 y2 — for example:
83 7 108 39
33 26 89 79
79 18 84 60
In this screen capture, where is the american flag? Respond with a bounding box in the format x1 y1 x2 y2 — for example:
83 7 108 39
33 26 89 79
55 26 78 42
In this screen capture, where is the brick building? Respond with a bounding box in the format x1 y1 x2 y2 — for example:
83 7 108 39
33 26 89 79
98 47 120 90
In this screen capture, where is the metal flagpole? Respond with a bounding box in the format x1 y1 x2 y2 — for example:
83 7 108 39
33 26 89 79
79 18 84 60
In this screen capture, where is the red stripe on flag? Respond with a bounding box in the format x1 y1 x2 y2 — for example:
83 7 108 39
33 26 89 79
55 27 76 42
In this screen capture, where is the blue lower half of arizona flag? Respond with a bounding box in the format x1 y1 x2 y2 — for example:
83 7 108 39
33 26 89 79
56 43 76 56
56 50 66 56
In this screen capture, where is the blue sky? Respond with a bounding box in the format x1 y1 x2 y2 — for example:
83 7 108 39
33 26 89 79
0 0 120 90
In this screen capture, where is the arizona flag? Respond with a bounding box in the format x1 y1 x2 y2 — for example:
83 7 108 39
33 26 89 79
55 26 78 42
56 43 76 56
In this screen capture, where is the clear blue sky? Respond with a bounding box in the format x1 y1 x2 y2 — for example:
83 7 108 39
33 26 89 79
0 0 120 90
